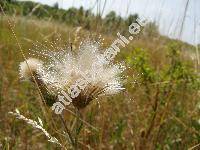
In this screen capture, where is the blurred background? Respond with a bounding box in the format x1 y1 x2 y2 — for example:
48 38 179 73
0 0 200 149
18 0 200 45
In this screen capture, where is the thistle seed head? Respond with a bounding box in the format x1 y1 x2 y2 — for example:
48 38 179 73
19 40 125 109
19 58 43 81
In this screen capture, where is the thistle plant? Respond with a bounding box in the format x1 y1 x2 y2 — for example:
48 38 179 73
19 58 57 106
19 40 125 109
17 39 125 148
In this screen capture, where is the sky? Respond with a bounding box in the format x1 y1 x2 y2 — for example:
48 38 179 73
18 0 200 45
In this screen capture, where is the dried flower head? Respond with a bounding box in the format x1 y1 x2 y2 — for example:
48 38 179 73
19 58 57 106
19 40 125 109
19 58 43 81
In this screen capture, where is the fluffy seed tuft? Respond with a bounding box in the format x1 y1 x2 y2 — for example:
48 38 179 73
19 58 43 80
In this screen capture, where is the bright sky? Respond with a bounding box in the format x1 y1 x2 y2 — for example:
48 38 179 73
18 0 200 45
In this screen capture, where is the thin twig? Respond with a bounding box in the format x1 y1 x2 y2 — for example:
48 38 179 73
74 109 80 149
59 115 75 147
179 0 190 38
64 108 99 132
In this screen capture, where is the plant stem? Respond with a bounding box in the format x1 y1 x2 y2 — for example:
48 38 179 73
74 109 80 149
59 115 75 147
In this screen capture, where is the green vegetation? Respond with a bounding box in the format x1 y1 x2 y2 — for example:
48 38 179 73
0 0 138 34
0 0 199 149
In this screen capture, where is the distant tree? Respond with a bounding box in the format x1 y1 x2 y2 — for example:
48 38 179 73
0 0 12 12
63 8 78 25
105 11 117 24
77 6 84 24
84 9 94 29
1 0 151 36
21 1 35 16
104 11 117 32
125 14 138 26
6 0 12 2
53 2 59 9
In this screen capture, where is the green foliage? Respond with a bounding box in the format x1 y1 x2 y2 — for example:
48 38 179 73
111 119 126 144
0 1 140 34
126 42 199 149
127 47 157 83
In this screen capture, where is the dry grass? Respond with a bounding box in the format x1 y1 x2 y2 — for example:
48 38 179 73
0 14 199 150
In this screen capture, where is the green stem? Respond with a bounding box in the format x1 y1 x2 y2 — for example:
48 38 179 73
59 115 75 147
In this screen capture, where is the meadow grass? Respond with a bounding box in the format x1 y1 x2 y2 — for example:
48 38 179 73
0 14 199 150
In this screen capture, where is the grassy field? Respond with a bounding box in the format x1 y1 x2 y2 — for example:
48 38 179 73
0 2 200 150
